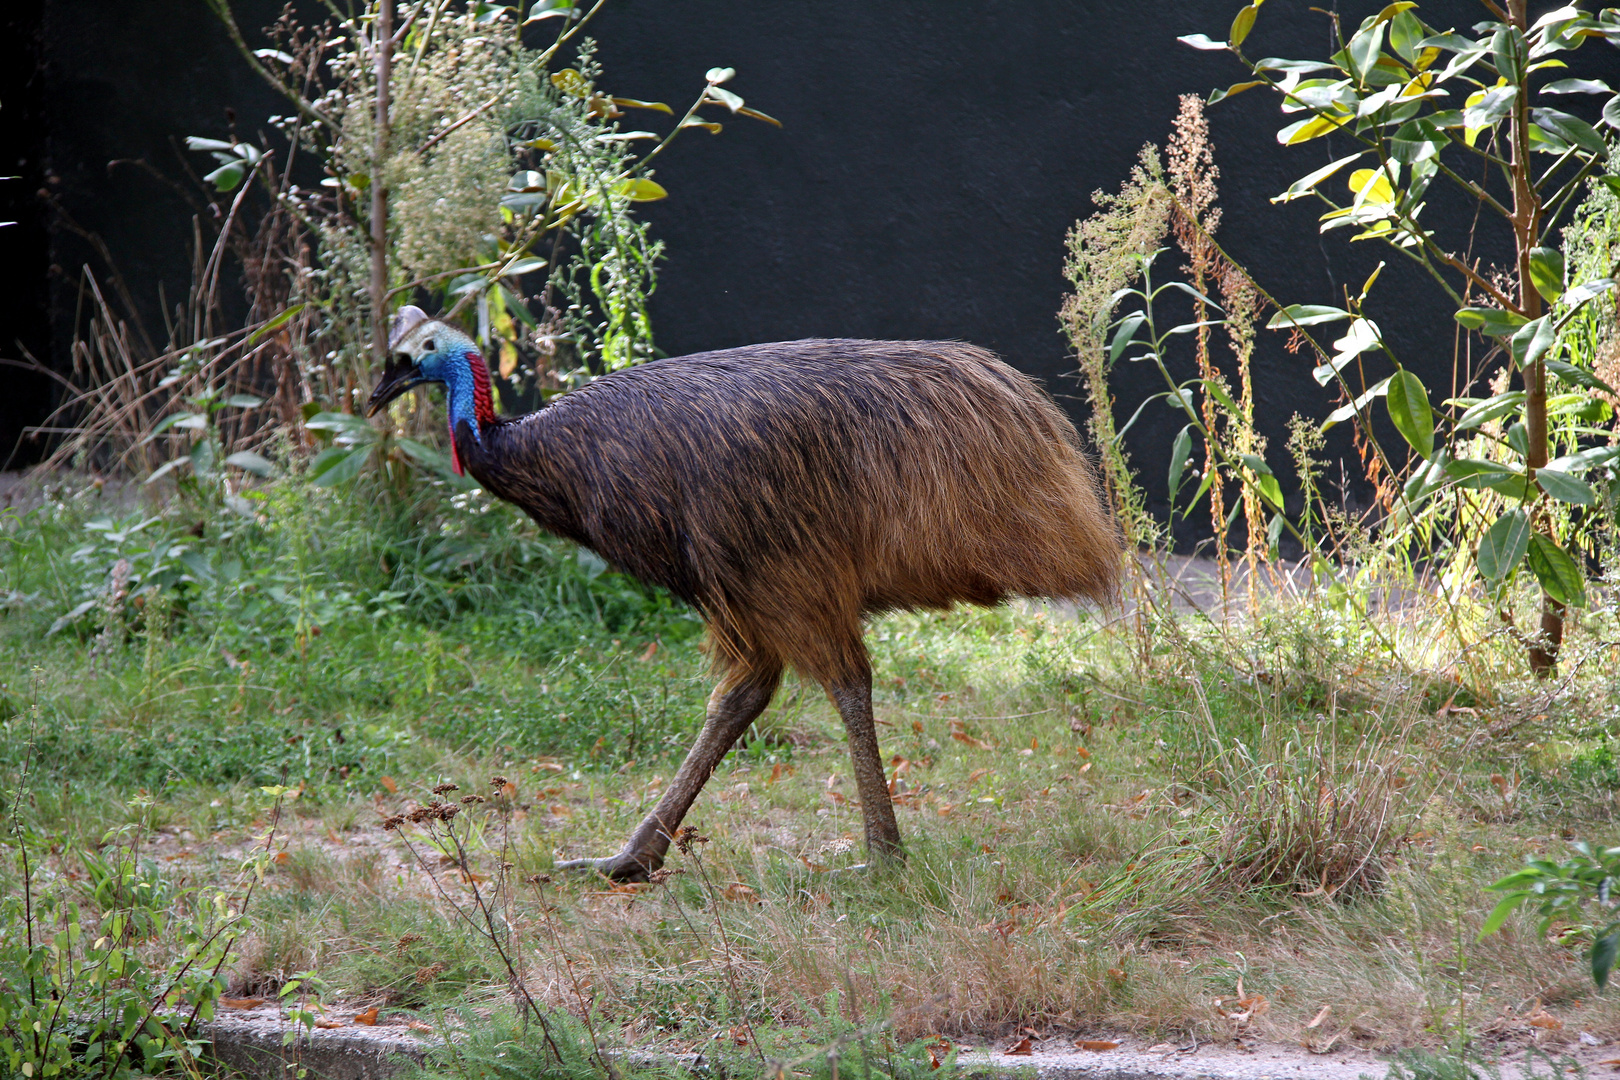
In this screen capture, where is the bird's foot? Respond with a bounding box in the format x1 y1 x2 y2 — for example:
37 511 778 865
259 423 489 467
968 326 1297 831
553 851 661 883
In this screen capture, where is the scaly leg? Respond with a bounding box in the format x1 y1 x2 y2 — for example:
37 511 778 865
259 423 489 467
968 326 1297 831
556 661 782 882
824 665 904 864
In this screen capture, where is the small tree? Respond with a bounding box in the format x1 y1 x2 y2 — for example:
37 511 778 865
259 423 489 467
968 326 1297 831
1184 1 1620 675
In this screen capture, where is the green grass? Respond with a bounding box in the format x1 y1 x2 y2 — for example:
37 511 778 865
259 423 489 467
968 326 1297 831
6 473 1620 1077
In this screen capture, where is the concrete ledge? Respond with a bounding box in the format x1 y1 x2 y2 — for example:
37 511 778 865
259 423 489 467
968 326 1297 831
203 1006 431 1080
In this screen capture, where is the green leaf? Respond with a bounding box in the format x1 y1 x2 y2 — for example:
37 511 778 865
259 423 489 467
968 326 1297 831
1109 312 1146 363
1178 33 1229 50
1322 374 1392 429
1454 306 1528 337
1229 4 1259 47
1390 118 1446 164
1547 359 1618 397
1266 303 1352 328
1564 277 1616 308
1594 932 1619 990
1542 78 1613 95
1477 509 1531 585
222 394 264 409
1526 531 1585 606
142 411 208 443
613 178 668 202
1491 24 1526 84
222 451 275 477
500 257 547 277
246 303 306 346
1386 369 1434 458
1209 80 1265 105
705 67 736 84
1532 107 1609 158
203 161 246 192
1271 152 1366 204
524 0 575 22
185 136 237 153
1168 425 1194 500
1528 247 1565 303
1203 378 1240 417
1511 316 1557 370
1536 465 1595 505
1478 890 1529 937
1605 93 1620 130
1453 390 1526 431
309 446 371 487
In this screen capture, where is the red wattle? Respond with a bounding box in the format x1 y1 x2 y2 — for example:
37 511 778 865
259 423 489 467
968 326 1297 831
450 429 464 476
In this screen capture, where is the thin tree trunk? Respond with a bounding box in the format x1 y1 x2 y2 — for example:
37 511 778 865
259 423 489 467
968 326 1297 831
370 0 394 370
1506 0 1560 675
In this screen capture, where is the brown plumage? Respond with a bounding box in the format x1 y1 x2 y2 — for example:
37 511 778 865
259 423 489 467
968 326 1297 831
371 323 1120 880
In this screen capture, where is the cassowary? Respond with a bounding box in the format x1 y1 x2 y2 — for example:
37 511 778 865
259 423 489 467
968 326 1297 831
368 305 1121 881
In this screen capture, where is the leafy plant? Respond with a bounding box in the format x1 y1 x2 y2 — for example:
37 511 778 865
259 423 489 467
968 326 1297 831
1184 0 1620 674
1481 840 1620 989
0 727 281 1077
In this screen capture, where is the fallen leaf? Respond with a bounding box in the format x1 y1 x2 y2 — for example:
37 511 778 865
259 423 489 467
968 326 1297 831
353 1007 379 1026
1074 746 1092 759
1307 1005 1331 1029
731 1026 750 1046
1076 1040 1119 1051
951 731 995 751
220 997 265 1010
723 882 760 903
967 768 990 785
1527 1003 1562 1030
407 1020 434 1033
1005 1036 1033 1055
272 851 291 866
639 640 658 661
314 1019 346 1029
1107 967 1126 981
379 775 398 794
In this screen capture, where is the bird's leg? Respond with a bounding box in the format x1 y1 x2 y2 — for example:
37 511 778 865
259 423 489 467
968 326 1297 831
826 667 904 865
556 662 781 883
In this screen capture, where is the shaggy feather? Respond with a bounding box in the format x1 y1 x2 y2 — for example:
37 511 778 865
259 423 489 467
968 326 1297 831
458 339 1120 682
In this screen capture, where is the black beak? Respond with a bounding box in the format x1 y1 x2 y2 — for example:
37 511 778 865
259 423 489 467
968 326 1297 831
366 356 427 417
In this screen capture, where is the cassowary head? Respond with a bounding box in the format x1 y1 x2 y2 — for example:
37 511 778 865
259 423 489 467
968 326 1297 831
367 305 494 474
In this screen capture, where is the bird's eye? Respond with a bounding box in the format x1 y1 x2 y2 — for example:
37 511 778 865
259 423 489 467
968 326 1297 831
423 338 436 352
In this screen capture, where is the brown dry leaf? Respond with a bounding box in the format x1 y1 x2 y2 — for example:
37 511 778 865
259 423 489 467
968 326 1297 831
533 758 565 773
1074 746 1092 759
731 1026 751 1047
912 720 925 734
272 851 291 866
1596 1058 1620 1066
352 1007 380 1026
407 1020 434 1033
951 731 995 751
1076 1041 1119 1051
314 1019 346 1029
379 775 399 794
1307 1005 1332 1029
724 882 760 903
967 768 991 785
1106 967 1126 981
1527 1004 1563 1030
639 640 659 661
926 1045 945 1070
1005 1036 1034 1056
220 997 265 1010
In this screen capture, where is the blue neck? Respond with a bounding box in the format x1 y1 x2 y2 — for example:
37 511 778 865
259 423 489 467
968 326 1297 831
442 343 485 444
